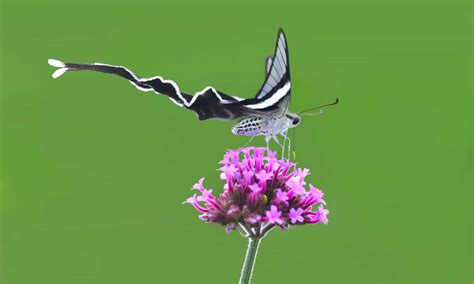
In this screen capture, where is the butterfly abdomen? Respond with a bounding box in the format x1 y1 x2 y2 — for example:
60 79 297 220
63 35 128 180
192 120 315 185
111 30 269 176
231 117 266 136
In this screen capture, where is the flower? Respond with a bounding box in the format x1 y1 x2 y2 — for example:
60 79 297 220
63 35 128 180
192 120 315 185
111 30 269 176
274 189 289 203
316 204 330 225
249 183 263 194
265 205 284 225
256 170 273 185
288 208 305 224
184 147 329 234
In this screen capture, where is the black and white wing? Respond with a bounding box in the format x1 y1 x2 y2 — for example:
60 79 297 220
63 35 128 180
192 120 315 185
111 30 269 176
47 29 291 120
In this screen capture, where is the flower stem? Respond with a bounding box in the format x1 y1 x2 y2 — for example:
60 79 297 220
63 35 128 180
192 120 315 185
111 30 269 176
239 237 261 284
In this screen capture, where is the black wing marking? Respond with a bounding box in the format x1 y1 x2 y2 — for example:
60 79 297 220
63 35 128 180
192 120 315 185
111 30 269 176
48 59 270 120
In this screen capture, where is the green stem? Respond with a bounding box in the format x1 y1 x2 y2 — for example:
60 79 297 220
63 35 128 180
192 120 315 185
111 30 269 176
239 237 261 284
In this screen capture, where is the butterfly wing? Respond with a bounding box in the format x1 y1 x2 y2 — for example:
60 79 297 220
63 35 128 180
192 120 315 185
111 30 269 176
47 29 291 121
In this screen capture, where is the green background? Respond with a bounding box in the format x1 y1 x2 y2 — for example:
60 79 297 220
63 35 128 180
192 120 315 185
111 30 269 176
1 0 471 283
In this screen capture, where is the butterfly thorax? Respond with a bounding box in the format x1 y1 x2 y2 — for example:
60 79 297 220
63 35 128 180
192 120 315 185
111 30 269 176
231 112 300 137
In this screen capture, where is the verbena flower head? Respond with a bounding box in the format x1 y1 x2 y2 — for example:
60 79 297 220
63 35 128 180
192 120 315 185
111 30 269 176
184 147 329 233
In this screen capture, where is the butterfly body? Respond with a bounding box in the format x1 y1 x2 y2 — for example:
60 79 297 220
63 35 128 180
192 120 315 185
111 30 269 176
232 112 300 137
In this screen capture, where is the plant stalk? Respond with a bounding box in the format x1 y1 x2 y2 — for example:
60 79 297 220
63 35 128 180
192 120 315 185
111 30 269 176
239 237 261 284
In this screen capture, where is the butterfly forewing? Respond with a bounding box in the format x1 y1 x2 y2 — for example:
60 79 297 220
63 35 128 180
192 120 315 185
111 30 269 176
256 30 290 101
237 29 291 119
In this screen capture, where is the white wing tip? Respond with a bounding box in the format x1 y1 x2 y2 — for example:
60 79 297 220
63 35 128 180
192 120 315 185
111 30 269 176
48 59 65 68
52 68 68 79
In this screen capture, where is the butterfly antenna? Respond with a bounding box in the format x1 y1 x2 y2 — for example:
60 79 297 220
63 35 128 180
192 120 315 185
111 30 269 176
298 98 339 116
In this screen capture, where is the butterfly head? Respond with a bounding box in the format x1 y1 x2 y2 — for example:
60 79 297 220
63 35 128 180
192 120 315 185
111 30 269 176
292 116 300 126
286 113 301 128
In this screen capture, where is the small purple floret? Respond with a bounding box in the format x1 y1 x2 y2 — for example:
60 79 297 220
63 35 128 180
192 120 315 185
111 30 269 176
265 205 284 225
288 208 305 224
185 147 329 233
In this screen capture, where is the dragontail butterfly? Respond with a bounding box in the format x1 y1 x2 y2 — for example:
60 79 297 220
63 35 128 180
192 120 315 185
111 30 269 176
48 29 338 157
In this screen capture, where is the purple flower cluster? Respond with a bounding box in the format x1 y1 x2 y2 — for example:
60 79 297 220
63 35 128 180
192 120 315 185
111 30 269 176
184 147 329 233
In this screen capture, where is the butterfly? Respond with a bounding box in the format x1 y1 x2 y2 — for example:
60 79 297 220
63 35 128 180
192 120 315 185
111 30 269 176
48 29 337 156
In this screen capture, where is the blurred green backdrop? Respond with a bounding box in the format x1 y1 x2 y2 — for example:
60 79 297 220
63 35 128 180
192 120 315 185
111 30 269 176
1 0 471 283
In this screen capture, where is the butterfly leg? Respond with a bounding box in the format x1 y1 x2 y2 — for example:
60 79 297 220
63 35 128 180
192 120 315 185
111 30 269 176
280 132 291 160
281 134 287 159
265 135 272 152
272 135 285 158
242 135 256 148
